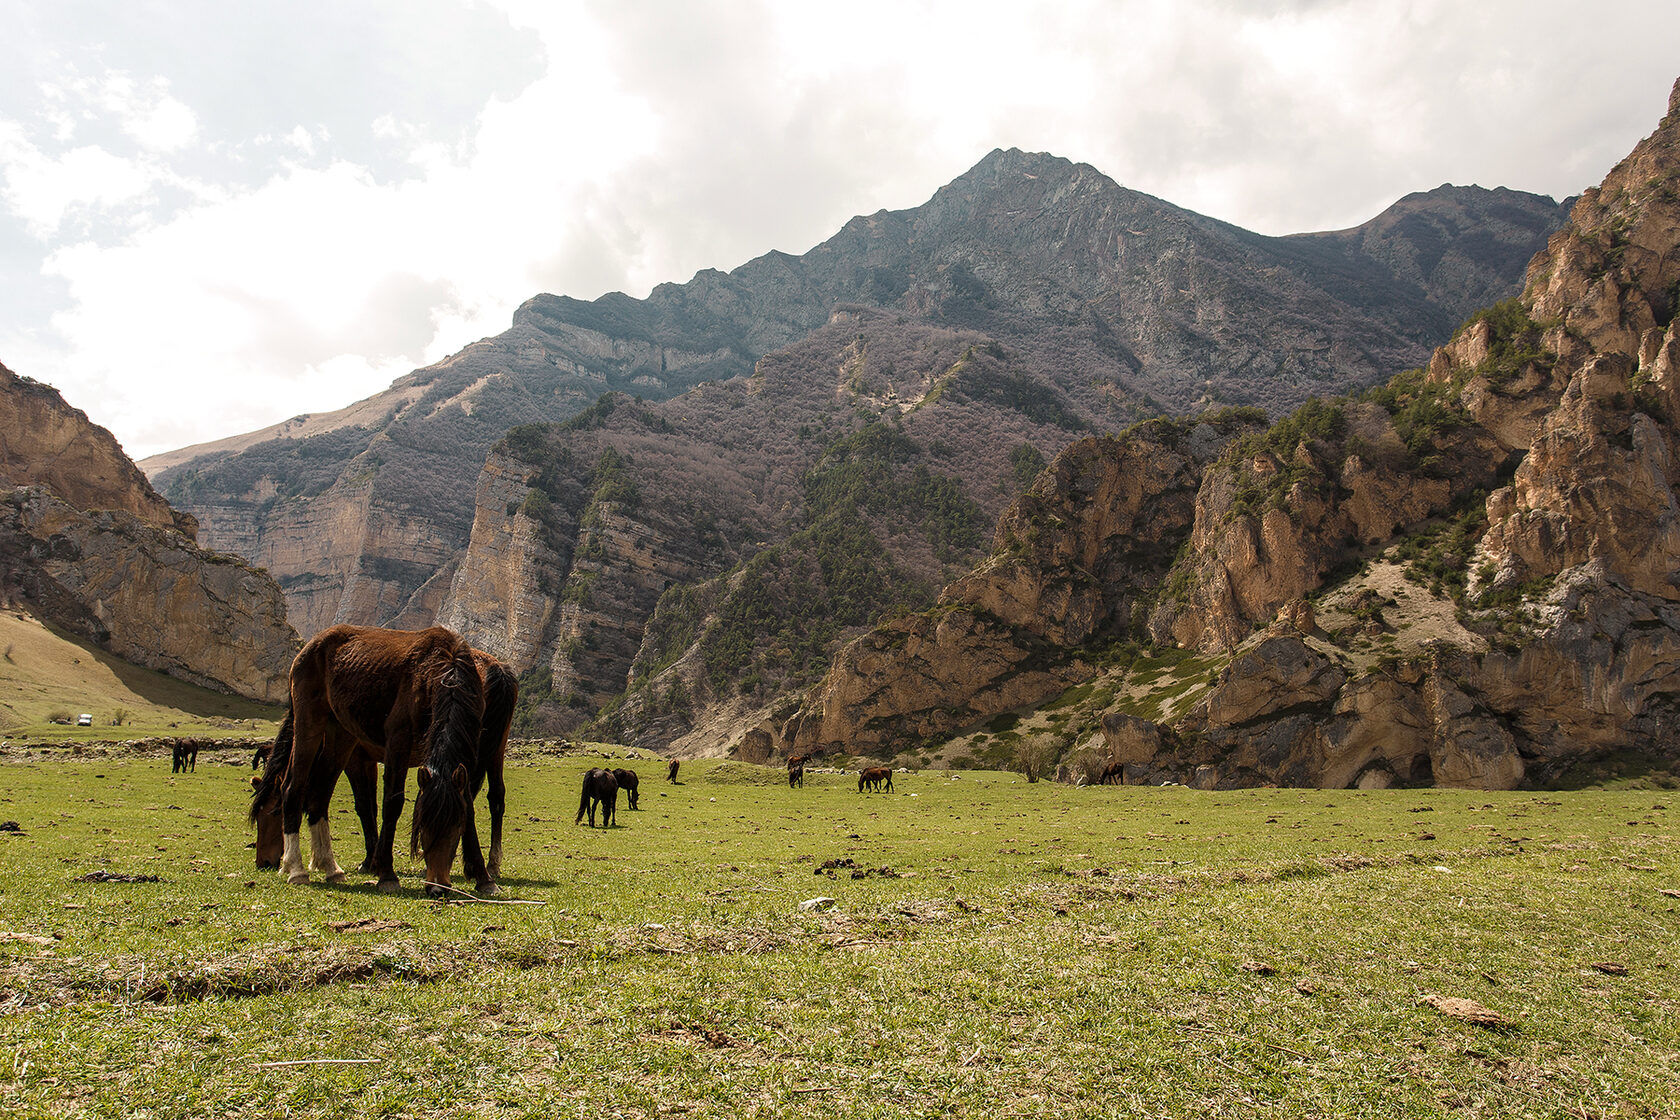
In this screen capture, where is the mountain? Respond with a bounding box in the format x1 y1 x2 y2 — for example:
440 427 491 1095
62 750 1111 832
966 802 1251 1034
0 362 298 703
779 78 1680 789
144 156 1565 644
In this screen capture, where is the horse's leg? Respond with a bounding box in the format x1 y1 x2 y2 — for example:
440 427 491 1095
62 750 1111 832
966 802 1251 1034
304 727 350 883
485 746 506 883
346 753 380 873
373 754 409 893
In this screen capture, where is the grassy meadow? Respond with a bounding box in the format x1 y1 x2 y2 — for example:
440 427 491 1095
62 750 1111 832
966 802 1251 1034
0 747 1676 1119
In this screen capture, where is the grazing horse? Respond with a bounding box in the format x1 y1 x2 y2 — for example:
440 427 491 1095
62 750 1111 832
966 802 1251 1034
858 766 893 793
787 754 807 788
1096 761 1125 785
612 768 640 810
273 625 485 896
576 768 619 828
251 648 517 893
667 759 680 783
171 741 198 773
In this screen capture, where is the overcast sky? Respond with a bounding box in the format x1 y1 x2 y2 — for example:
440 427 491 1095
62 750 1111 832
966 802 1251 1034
1 0 1673 461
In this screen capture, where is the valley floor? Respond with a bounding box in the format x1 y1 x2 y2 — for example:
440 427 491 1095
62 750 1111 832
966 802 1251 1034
1 750 1676 1118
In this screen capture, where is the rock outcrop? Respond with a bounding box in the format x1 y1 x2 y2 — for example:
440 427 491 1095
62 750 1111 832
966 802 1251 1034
1 362 193 536
0 486 297 701
779 412 1260 756
0 364 299 701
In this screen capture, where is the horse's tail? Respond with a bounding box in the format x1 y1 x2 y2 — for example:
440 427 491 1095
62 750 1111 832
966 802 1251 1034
575 773 591 823
478 657 518 772
249 707 294 825
410 639 486 857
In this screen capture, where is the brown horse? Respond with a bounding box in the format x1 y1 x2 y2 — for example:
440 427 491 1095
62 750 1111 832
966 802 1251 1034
253 647 516 893
612 768 640 810
787 754 807 788
667 759 680 783
274 625 485 896
1095 761 1124 785
858 766 893 793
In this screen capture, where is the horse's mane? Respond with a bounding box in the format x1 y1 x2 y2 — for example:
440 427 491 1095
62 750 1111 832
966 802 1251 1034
410 640 485 856
248 708 294 825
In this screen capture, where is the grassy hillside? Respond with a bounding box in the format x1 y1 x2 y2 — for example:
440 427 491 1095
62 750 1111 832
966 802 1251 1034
0 752 1674 1117
0 610 282 740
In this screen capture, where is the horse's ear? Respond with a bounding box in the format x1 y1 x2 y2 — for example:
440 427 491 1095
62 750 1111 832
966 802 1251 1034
451 763 469 792
417 766 433 789
249 776 260 790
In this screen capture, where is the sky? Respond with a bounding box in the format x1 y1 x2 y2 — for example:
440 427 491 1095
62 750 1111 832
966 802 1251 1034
1 1 1674 462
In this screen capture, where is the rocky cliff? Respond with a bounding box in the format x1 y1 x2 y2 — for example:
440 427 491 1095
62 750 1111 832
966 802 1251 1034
780 78 1680 789
1 362 194 536
0 365 299 702
147 157 1564 644
0 487 296 702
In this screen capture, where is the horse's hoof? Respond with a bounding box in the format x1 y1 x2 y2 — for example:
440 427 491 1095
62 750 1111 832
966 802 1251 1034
326 871 348 884
376 878 401 895
476 881 499 898
287 872 310 885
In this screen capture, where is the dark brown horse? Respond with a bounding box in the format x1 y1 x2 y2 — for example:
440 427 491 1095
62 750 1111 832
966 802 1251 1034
1096 761 1124 785
667 759 680 783
273 625 484 896
576 768 618 828
252 647 516 893
612 768 639 810
171 741 198 773
787 754 807 788
858 766 893 793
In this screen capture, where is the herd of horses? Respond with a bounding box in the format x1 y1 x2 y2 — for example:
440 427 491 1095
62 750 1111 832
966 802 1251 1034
239 624 904 898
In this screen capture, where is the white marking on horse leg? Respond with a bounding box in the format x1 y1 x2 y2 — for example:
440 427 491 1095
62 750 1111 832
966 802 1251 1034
279 832 308 884
486 842 502 881
309 819 347 882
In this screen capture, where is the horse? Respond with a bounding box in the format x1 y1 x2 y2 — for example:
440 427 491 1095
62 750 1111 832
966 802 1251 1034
171 741 198 773
576 768 619 828
1096 761 1125 785
612 768 640 810
787 754 806 788
251 647 517 893
667 759 680 783
272 625 485 896
858 766 893 793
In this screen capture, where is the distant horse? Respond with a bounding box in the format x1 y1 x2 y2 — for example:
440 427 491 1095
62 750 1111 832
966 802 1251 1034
171 741 198 773
252 647 517 893
1096 761 1125 785
271 625 485 896
612 768 640 810
787 754 807 788
667 759 680 783
577 768 619 828
858 766 893 793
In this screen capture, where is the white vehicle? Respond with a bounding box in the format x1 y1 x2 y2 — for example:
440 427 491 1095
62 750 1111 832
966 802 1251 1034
76 713 93 726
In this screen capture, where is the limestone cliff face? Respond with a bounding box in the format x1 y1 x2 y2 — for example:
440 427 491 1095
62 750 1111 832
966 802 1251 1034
1 362 193 537
0 486 297 701
0 363 298 701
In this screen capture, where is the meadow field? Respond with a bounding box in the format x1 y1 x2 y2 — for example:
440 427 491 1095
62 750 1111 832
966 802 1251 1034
0 746 1676 1119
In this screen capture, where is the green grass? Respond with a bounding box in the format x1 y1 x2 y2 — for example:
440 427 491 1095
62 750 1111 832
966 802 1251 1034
1 751 1677 1118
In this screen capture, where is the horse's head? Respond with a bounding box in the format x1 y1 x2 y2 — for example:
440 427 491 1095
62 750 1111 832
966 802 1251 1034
413 763 471 896
251 776 283 869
